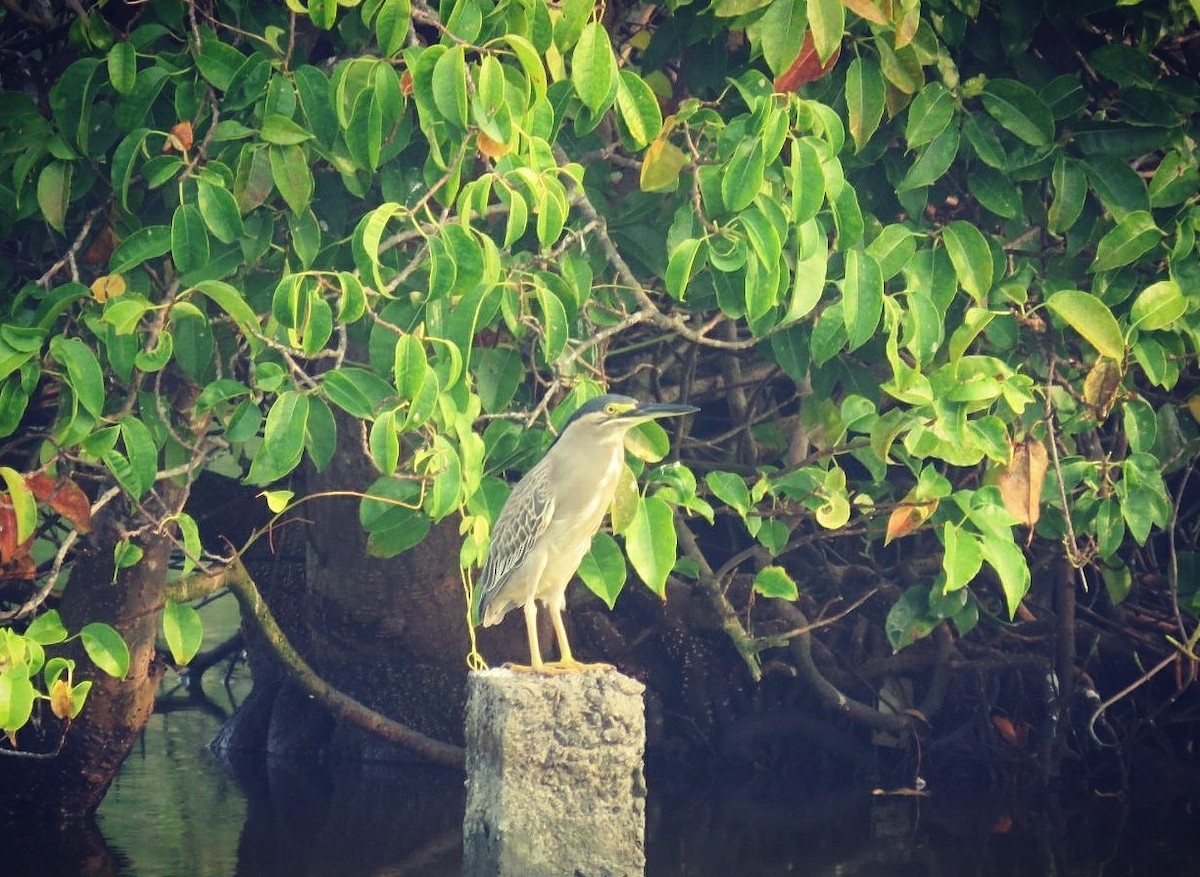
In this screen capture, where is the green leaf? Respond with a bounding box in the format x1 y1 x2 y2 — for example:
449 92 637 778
246 391 310 485
961 113 1006 169
615 70 662 150
1085 155 1149 216
322 367 395 418
941 221 993 305
432 46 468 129
309 0 337 29
196 177 244 244
425 436 462 520
885 585 939 651
80 622 130 678
624 495 676 597
535 284 569 362
748 0 807 77
1044 290 1125 360
171 204 210 273
109 225 172 274
119 415 158 497
375 0 412 56
579 531 627 609
107 42 137 96
1130 280 1185 331
393 333 427 400
1047 154 1086 234
941 522 983 592
978 534 1030 619
190 280 260 341
979 79 1054 146
162 600 203 665
0 466 36 546
842 249 883 351
899 123 960 191
259 114 314 145
572 21 618 114
269 144 314 215
1090 210 1161 272
752 565 799 600
846 56 885 152
906 81 955 148
37 161 72 234
49 336 105 418
26 610 70 645
665 237 706 300
0 668 35 733
1123 397 1157 455
722 139 764 212
807 0 845 64
968 166 1022 219
705 470 751 517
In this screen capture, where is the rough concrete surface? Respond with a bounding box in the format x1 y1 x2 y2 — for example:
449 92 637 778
463 667 647 877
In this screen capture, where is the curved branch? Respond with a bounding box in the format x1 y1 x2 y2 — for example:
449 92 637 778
773 599 913 735
217 556 466 769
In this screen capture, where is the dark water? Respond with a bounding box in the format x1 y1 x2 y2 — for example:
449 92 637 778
10 595 1200 876
90 692 1200 876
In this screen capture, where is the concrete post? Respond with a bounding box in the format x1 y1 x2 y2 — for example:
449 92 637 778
463 667 647 877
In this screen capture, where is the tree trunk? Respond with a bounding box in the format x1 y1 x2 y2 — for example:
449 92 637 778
0 497 175 819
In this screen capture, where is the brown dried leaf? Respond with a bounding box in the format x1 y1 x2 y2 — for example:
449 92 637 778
164 120 194 154
773 30 842 93
83 225 119 265
50 678 73 720
997 438 1049 526
1083 356 1121 419
884 498 937 544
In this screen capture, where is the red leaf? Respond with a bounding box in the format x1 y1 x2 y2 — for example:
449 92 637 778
24 472 56 502
0 554 37 581
46 479 92 534
0 504 16 563
773 30 842 93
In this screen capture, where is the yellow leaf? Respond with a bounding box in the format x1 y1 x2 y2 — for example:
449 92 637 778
50 677 72 720
640 135 688 192
1187 394 1200 424
997 438 1049 526
884 498 937 544
477 131 511 159
90 273 126 303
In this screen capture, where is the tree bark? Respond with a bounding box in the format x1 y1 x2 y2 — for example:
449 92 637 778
0 495 176 819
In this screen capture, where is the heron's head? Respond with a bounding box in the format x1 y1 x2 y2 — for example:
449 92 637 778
560 394 699 441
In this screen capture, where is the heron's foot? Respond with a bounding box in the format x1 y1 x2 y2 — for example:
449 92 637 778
499 659 614 674
541 658 615 674
499 661 541 673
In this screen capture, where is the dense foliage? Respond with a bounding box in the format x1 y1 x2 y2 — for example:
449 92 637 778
1 0 1198 785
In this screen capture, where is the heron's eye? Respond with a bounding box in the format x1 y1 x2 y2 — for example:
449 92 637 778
604 403 619 415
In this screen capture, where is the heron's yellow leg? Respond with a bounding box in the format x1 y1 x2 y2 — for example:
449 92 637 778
501 600 545 672
543 603 613 673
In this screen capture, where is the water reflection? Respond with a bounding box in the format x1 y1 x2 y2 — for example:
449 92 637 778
97 717 1200 877
7 621 1200 877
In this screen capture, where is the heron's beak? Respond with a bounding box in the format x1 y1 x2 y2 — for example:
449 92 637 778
622 402 700 422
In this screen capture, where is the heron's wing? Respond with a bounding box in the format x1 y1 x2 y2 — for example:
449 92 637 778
476 463 555 622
